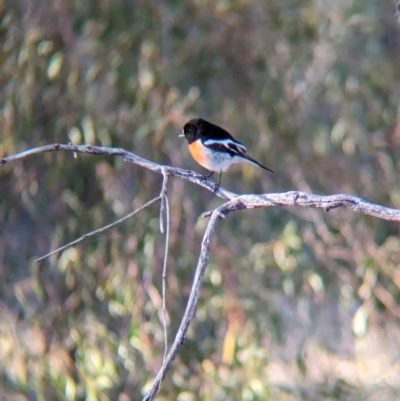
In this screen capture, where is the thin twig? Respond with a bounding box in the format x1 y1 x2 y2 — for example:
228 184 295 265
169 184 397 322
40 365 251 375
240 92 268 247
159 170 169 234
35 197 161 262
160 170 171 370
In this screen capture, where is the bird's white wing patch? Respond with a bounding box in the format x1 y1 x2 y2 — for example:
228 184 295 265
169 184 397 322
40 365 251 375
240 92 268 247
203 138 247 154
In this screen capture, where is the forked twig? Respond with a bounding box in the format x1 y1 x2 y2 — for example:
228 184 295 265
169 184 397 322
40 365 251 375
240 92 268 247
143 209 224 401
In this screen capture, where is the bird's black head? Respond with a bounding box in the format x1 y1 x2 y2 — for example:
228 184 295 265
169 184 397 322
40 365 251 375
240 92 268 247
180 118 207 144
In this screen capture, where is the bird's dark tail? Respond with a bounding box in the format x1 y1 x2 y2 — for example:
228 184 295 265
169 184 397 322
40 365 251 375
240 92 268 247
243 154 274 174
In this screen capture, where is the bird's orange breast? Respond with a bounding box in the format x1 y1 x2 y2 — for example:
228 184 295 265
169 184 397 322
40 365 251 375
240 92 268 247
188 140 208 167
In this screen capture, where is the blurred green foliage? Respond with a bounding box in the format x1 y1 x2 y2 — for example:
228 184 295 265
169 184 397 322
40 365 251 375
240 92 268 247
1 0 400 400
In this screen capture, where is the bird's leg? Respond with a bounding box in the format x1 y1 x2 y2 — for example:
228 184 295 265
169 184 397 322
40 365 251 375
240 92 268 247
212 171 222 193
201 171 220 193
216 171 222 186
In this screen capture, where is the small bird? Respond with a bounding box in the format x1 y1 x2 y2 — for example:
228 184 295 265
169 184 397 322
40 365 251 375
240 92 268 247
179 118 274 186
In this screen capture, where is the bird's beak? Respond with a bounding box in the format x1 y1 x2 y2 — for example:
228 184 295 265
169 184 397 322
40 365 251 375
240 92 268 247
178 130 184 138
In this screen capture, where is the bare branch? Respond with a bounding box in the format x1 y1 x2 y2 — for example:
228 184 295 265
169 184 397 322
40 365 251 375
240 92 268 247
143 209 224 401
3 144 399 221
143 195 400 400
1 144 236 200
202 192 400 221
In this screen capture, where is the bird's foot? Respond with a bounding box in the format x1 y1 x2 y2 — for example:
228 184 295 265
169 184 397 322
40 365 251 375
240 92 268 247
200 171 221 194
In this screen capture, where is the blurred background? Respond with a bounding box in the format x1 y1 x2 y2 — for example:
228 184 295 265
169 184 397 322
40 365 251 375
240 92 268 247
1 0 400 400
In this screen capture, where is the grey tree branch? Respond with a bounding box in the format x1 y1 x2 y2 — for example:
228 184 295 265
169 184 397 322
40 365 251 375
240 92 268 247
202 192 400 221
2 143 400 401
2 143 399 220
143 209 224 401
0 143 236 200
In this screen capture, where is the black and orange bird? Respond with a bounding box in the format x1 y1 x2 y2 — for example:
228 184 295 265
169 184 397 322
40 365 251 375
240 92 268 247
179 118 274 186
